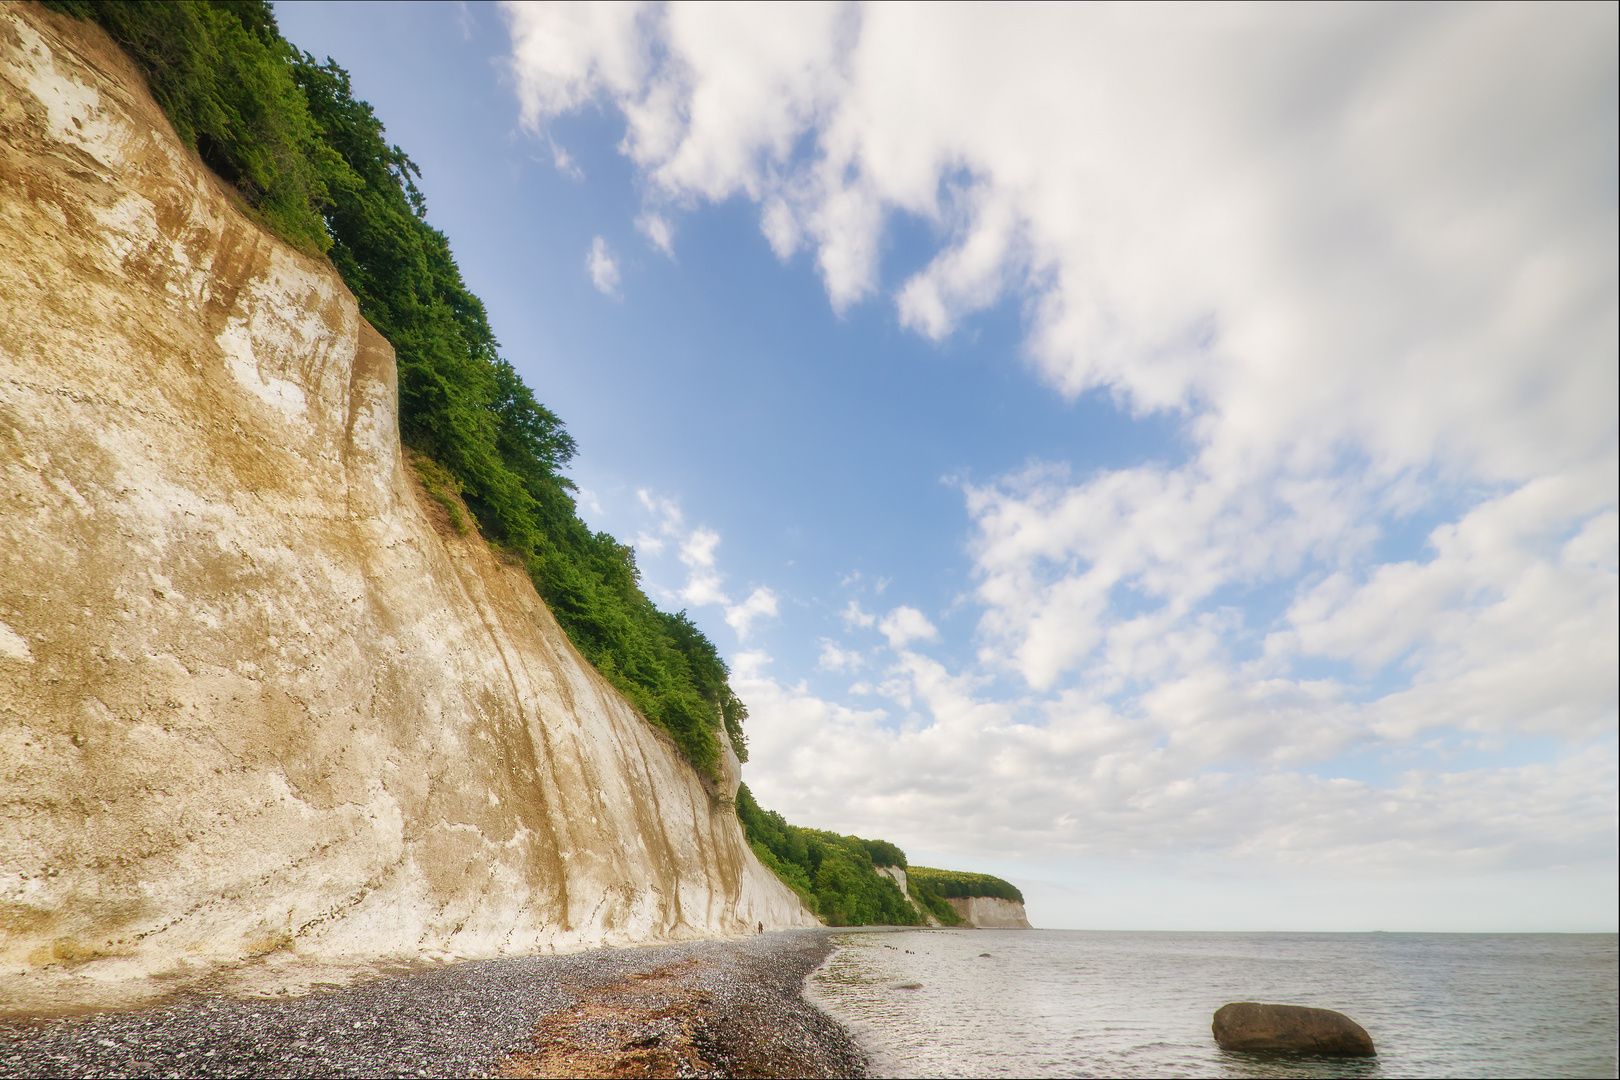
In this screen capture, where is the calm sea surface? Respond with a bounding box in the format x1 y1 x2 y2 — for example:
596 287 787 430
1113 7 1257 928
806 929 1618 1079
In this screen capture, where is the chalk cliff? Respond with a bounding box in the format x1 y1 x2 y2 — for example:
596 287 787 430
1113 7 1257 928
945 897 1033 929
875 865 907 896
0 3 812 1009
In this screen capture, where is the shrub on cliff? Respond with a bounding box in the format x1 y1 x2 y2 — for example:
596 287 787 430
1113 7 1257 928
42 0 743 777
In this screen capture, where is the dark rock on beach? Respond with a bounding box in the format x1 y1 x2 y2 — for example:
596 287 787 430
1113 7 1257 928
1212 1001 1376 1056
0 930 866 1078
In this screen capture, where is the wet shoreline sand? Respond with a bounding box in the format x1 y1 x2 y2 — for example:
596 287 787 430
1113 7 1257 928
0 929 867 1078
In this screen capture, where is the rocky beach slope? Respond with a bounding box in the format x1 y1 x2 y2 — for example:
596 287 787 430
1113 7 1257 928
0 929 865 1078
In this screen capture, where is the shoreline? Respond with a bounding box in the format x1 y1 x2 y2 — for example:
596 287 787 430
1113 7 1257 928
0 930 868 1078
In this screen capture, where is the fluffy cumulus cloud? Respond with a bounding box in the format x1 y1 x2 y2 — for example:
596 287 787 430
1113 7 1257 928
505 2 1617 919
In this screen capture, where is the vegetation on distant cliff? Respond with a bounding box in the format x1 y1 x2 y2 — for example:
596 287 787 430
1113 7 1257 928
43 0 746 776
735 785 920 927
907 866 1026 905
733 786 1025 925
905 878 965 926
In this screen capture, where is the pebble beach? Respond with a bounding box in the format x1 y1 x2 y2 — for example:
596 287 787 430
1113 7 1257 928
0 930 866 1079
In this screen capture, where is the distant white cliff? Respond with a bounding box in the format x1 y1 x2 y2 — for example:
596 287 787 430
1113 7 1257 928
945 897 1033 929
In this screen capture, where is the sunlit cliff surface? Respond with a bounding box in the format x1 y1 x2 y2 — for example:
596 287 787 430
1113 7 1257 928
0 3 812 1010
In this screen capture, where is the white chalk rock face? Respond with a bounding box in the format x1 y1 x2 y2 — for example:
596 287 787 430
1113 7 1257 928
946 897 1033 929
0 5 813 1010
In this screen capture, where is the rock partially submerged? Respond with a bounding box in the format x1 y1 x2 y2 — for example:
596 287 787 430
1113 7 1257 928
1212 1002 1376 1056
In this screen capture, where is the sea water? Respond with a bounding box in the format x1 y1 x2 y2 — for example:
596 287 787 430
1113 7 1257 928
806 929 1618 1079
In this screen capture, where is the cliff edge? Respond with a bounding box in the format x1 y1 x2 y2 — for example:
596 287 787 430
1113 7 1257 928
0 3 813 1011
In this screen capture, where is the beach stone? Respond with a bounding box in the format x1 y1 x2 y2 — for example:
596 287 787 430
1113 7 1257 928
1212 1002 1375 1056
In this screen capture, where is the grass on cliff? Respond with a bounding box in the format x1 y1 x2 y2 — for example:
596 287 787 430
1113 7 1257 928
42 0 746 778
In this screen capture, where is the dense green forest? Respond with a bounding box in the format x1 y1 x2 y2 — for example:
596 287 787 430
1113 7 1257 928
732 786 1023 925
734 785 921 926
908 866 1025 905
39 0 1025 927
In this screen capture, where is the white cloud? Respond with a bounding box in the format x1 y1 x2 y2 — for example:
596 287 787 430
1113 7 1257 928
840 599 875 629
679 525 720 568
506 0 651 123
508 2 1614 475
676 525 726 606
586 235 620 295
505 3 1618 916
547 136 583 180
730 648 773 681
817 639 864 673
735 657 1618 881
725 586 779 640
632 489 679 558
575 486 604 519
877 605 938 649
637 211 675 256
637 488 682 527
630 491 780 639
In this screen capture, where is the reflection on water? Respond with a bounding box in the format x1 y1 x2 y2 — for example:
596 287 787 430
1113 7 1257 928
806 930 1617 1080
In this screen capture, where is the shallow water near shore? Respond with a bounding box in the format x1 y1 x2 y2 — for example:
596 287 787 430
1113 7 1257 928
807 929 1618 1079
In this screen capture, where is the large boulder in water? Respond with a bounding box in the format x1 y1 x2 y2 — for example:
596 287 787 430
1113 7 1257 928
1212 1002 1376 1056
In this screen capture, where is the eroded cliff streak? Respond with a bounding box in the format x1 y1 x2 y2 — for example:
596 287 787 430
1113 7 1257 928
0 3 812 1009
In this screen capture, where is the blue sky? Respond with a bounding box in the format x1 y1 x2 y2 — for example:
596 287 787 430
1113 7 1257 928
274 1 1617 931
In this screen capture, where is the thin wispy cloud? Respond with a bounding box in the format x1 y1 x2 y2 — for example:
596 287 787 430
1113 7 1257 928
817 639 864 674
548 135 583 180
633 488 782 641
637 211 675 256
840 600 875 630
586 234 620 295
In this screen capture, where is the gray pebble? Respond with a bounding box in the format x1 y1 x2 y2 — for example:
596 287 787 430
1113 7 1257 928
0 930 866 1078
